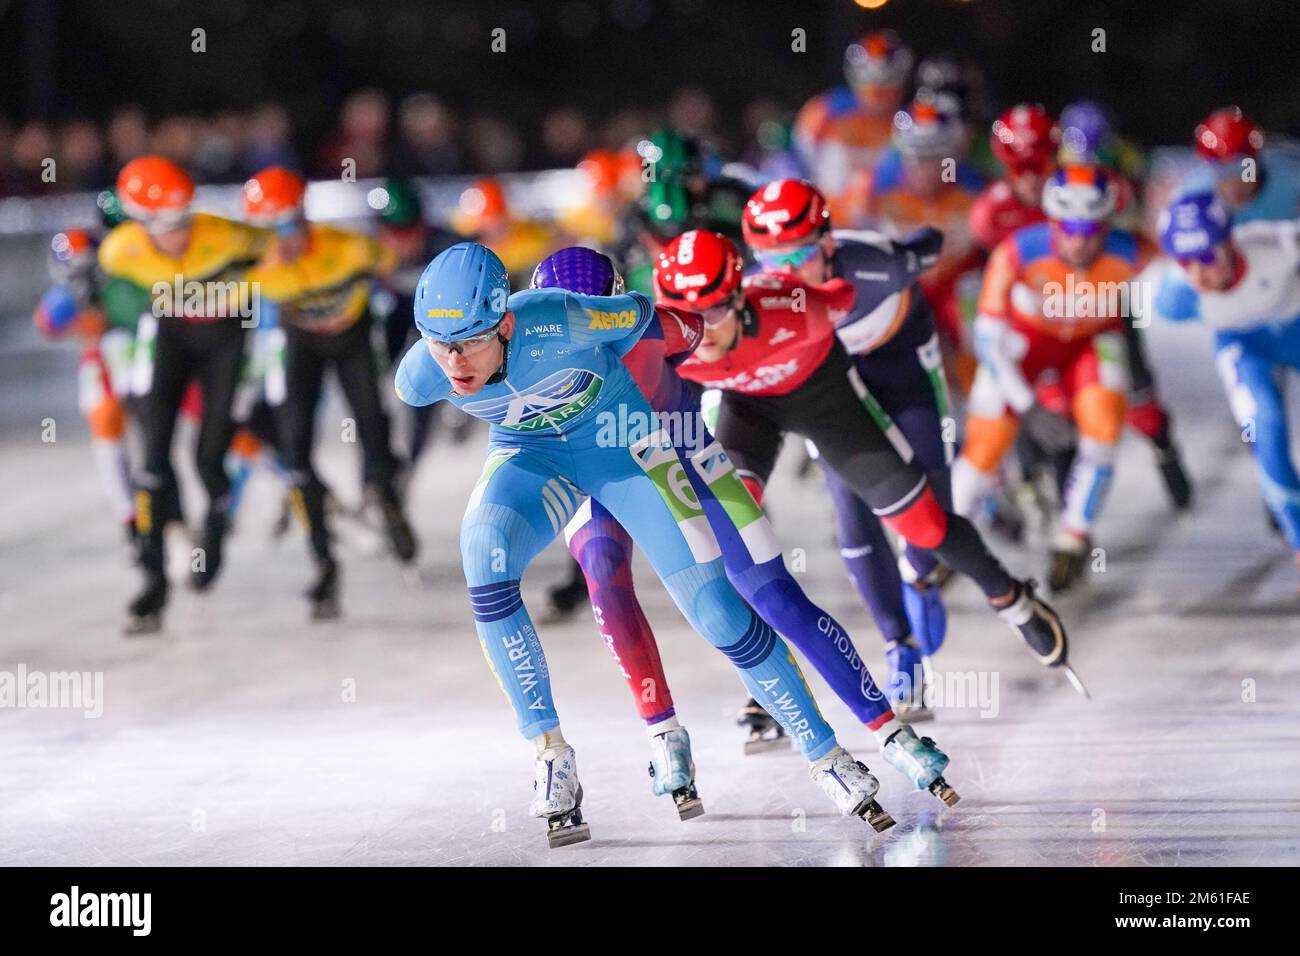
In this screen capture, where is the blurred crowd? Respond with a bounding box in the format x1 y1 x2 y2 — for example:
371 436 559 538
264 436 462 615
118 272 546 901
0 86 802 199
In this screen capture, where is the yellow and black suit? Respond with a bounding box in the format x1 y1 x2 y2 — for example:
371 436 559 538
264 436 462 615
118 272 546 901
98 212 268 606
246 224 415 574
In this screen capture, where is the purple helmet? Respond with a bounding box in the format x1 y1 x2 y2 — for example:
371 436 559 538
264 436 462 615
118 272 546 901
529 246 625 296
1058 100 1111 163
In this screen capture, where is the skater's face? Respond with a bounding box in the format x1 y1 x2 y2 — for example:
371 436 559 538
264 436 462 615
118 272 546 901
1182 244 1236 291
1010 164 1051 207
1215 163 1259 209
1051 221 1107 268
148 221 193 258
427 311 515 395
694 291 743 362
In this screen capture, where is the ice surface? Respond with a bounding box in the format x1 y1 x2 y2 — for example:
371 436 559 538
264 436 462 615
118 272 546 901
1 310 1297 866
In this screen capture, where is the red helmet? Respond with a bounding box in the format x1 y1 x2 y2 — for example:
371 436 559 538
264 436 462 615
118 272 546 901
1195 107 1264 161
243 166 306 224
653 230 744 311
990 103 1059 172
116 156 194 220
742 179 831 250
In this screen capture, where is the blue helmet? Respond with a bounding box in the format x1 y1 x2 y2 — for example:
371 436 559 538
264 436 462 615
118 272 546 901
1158 192 1233 262
529 246 625 296
413 241 510 340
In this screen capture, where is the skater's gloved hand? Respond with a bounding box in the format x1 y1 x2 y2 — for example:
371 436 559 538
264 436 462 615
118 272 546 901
1020 403 1077 454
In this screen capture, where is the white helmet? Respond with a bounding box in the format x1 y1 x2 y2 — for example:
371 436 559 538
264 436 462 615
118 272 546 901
1041 164 1117 224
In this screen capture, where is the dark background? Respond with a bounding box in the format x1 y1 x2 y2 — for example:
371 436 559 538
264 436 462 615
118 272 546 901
6 0 1299 156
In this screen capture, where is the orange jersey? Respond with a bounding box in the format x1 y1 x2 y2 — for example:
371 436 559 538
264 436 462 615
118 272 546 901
977 222 1143 342
795 86 895 217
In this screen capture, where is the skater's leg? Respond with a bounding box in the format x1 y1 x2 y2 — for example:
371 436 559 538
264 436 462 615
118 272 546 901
563 497 677 726
952 366 1021 522
1217 338 1300 548
1059 337 1127 539
584 425 841 761
332 319 402 493
815 454 909 644
701 407 895 728
333 320 417 562
131 318 190 580
80 351 134 528
461 446 579 741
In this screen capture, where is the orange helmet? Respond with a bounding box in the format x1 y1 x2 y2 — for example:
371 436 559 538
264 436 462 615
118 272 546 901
116 156 194 220
578 150 621 196
243 166 306 225
458 178 509 225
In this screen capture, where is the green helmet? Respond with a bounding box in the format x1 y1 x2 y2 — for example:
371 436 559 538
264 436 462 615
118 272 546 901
371 177 423 228
96 187 128 229
642 179 692 236
639 129 696 184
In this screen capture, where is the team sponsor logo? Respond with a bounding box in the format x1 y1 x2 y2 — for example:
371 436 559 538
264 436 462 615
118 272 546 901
698 358 801 393
585 308 638 330
426 307 464 318
524 323 564 336
767 326 797 346
461 368 603 430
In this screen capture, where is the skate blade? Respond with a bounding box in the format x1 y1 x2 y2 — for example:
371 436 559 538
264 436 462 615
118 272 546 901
310 601 341 622
743 735 791 756
929 778 961 807
546 822 591 848
861 800 896 832
895 705 935 724
123 615 162 636
1062 664 1091 700
676 797 705 821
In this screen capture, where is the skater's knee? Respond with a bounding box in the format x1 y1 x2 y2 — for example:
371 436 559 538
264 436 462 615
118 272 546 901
878 484 948 550
572 533 633 587
460 503 541 584
962 414 1018 472
85 396 125 441
1074 384 1126 444
662 563 753 648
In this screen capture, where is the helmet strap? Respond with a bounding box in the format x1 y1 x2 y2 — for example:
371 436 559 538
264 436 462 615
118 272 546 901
485 334 510 386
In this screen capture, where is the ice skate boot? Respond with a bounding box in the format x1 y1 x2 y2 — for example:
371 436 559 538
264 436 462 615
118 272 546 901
1156 443 1193 512
530 745 591 848
125 573 168 636
190 506 230 592
366 485 417 565
1047 530 1089 594
307 559 340 621
902 574 947 658
809 746 895 832
880 724 959 806
884 637 931 722
995 580 1090 698
647 728 704 820
736 697 790 754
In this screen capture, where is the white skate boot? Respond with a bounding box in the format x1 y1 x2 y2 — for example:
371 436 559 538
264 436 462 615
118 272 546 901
647 728 704 821
530 745 591 848
808 746 895 832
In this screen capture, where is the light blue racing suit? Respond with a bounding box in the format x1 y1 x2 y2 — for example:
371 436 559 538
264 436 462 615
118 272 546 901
395 288 838 760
